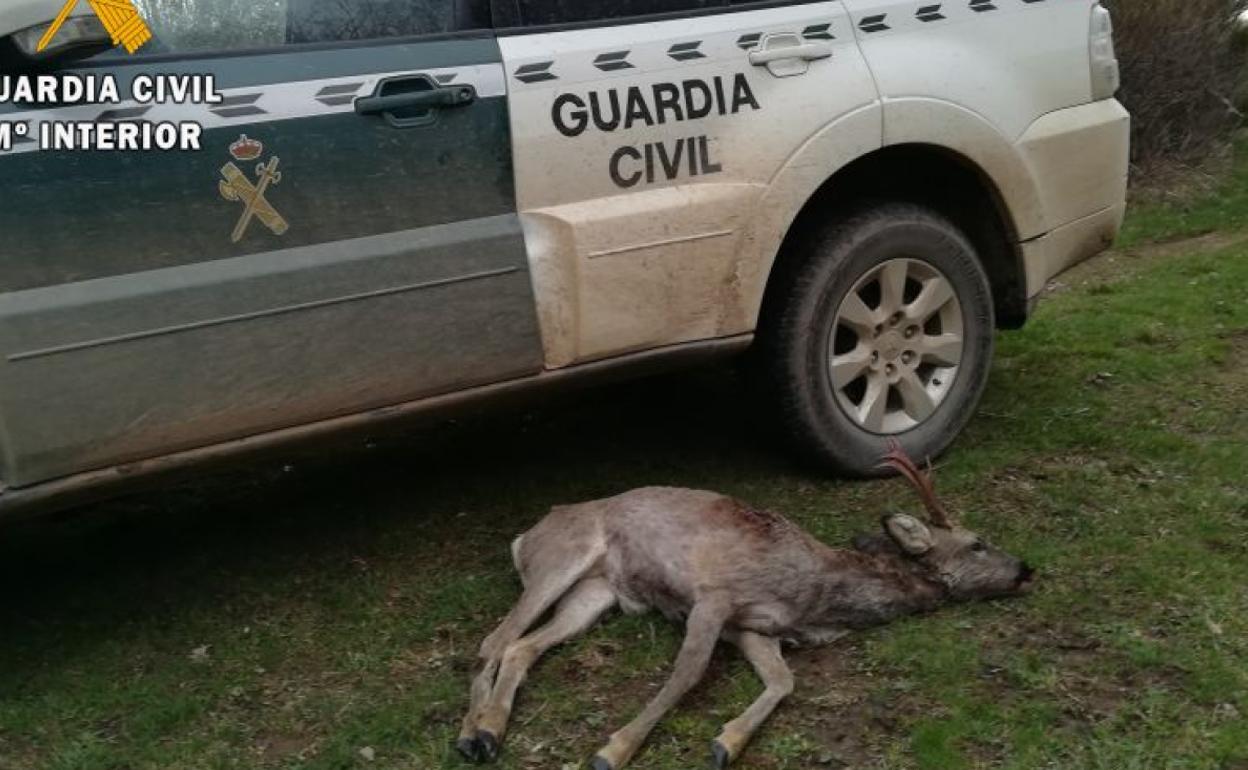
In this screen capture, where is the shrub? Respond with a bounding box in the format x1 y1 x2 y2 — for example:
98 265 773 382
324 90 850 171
1105 0 1247 169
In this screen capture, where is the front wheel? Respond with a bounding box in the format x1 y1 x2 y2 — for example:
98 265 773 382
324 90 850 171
756 202 995 476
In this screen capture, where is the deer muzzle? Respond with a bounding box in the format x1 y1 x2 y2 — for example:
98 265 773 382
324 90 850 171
1014 562 1036 593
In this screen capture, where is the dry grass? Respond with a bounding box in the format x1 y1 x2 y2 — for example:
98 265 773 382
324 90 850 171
1106 0 1247 169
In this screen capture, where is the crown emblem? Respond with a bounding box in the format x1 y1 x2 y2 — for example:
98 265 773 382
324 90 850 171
229 134 264 161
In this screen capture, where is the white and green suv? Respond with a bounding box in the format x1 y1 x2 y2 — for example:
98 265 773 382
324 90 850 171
0 0 1127 516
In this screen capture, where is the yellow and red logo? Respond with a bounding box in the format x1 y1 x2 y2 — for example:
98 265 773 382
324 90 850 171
38 0 152 55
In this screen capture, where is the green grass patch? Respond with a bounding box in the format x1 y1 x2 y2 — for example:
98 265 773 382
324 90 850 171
1120 137 1248 246
1 235 1246 769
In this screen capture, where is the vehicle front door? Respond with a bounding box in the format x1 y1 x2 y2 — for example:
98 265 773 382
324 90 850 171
495 0 879 366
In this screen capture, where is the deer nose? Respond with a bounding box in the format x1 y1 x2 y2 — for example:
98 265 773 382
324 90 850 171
1016 562 1035 584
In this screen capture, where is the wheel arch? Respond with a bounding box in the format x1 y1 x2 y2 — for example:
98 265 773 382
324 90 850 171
757 143 1031 333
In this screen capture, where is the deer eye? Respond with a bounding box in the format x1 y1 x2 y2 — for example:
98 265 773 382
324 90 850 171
971 541 986 552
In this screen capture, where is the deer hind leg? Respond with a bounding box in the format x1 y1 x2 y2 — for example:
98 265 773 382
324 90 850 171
474 577 617 756
710 632 793 768
591 598 730 770
458 534 605 762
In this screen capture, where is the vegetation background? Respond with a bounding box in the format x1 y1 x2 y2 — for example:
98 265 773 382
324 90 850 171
1105 0 1247 177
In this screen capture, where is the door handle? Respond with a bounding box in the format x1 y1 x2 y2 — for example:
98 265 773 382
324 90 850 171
354 84 476 116
748 41 833 66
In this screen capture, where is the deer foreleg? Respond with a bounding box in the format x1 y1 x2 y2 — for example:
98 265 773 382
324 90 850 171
711 631 793 768
590 598 730 770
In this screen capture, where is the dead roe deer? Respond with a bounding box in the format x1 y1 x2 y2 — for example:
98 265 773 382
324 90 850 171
458 445 1034 769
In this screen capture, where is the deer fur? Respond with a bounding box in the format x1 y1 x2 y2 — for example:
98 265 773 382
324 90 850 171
457 446 1034 769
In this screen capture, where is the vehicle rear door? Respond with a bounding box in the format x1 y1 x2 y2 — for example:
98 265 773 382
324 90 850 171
0 0 544 487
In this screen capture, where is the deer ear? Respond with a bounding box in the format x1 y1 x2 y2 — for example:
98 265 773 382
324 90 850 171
882 514 934 555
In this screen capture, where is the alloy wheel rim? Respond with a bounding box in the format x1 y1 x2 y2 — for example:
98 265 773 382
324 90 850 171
827 258 965 434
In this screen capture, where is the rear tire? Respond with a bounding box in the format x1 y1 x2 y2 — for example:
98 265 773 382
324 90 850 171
756 202 995 476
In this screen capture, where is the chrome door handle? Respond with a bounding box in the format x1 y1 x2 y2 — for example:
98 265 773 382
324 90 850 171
748 41 833 66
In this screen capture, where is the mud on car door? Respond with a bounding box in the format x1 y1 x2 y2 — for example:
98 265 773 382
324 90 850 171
494 0 877 367
0 0 543 488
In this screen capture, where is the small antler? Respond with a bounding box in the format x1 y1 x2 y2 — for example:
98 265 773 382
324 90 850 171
877 440 955 529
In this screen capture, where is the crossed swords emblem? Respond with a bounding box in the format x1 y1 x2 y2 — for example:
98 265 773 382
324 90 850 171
219 157 289 243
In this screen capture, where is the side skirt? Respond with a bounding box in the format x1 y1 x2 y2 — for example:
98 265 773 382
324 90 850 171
0 333 753 522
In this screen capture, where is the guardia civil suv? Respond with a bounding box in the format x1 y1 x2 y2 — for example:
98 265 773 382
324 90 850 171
0 0 1127 517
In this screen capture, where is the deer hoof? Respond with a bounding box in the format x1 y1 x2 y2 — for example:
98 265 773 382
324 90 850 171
476 730 500 762
589 756 614 770
456 736 482 762
710 740 732 769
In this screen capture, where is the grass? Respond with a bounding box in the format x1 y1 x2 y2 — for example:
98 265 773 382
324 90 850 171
1118 138 1248 248
2 177 1247 769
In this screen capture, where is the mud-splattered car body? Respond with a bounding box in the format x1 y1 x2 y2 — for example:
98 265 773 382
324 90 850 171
0 0 1127 517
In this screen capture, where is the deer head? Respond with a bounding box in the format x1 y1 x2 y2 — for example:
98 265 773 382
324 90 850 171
854 443 1034 600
